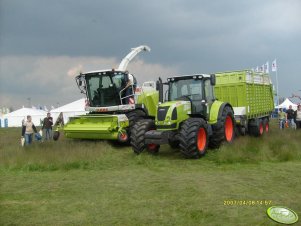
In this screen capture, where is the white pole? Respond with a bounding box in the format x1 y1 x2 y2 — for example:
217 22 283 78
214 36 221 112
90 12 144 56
275 59 279 107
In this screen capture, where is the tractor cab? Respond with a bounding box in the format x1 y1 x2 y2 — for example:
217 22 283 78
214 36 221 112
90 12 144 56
157 74 216 120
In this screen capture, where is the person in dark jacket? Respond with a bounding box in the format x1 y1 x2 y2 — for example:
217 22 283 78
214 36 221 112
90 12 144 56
124 73 136 104
295 104 301 129
286 105 296 129
42 112 53 140
22 115 38 145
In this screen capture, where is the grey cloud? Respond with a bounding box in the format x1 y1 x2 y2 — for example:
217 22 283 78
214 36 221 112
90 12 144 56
0 55 177 108
0 0 301 107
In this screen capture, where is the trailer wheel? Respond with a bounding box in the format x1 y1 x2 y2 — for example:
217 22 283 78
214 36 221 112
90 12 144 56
248 118 264 137
209 106 235 149
131 119 159 154
179 118 208 158
263 118 269 133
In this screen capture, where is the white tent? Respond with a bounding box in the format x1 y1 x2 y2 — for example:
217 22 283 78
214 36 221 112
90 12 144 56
50 98 88 124
1 108 47 127
276 98 298 110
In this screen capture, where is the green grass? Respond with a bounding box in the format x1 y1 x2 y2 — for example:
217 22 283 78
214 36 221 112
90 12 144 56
1 120 301 226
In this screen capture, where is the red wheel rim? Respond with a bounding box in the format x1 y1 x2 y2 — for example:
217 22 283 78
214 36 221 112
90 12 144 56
120 133 128 141
197 128 206 152
265 122 269 133
148 143 157 150
225 116 234 142
259 122 263 135
147 129 158 150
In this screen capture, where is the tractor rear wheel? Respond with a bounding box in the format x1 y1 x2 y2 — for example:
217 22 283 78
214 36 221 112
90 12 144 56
179 118 209 158
209 106 235 149
131 119 159 154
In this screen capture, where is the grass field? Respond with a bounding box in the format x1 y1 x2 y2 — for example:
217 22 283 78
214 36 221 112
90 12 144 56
1 120 301 226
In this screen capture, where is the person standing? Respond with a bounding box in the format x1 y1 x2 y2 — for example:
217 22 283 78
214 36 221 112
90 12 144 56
124 73 136 104
286 105 296 129
278 108 286 129
295 104 301 129
42 112 53 140
22 115 38 145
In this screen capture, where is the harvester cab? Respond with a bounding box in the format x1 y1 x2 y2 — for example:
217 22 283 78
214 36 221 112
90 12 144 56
76 70 136 111
63 45 159 143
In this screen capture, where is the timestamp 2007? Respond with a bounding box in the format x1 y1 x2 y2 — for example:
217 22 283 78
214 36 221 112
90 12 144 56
223 200 272 206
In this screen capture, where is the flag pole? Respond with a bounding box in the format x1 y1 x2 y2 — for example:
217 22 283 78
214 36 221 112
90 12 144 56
275 58 279 107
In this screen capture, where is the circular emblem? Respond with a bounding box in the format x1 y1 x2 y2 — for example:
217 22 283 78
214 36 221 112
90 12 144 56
267 206 298 224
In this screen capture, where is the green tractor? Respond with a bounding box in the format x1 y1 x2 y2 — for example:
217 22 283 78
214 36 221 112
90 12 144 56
131 74 235 158
62 45 159 143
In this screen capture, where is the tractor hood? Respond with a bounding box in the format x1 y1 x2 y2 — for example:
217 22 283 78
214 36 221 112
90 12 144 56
156 101 191 130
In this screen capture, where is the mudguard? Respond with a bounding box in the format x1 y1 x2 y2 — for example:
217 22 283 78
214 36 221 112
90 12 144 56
209 101 233 124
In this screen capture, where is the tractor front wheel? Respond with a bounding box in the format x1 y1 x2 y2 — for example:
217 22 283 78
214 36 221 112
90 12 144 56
124 109 146 144
131 119 159 154
179 118 209 158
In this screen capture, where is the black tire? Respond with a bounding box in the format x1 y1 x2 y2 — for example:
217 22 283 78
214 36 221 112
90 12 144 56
124 109 146 143
248 118 264 137
209 106 235 149
131 119 159 154
179 118 209 159
263 118 269 134
168 140 180 149
236 125 246 136
126 109 146 128
53 131 60 141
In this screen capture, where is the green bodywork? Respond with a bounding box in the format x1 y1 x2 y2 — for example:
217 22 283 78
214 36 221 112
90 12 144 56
154 70 274 133
137 90 159 117
155 101 190 130
64 114 129 140
155 100 224 130
214 70 274 119
208 100 224 124
64 90 158 140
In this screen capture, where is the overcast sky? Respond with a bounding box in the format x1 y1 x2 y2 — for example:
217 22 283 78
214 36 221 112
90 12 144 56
0 0 301 109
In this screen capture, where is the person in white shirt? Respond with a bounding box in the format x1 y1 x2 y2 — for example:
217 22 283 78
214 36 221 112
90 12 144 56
21 115 38 145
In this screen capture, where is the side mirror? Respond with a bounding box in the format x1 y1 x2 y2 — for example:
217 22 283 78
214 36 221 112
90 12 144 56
210 74 216 86
156 80 159 90
164 90 168 102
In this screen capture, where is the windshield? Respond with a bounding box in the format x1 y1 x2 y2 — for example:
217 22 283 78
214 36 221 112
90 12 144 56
169 79 203 101
85 71 127 107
